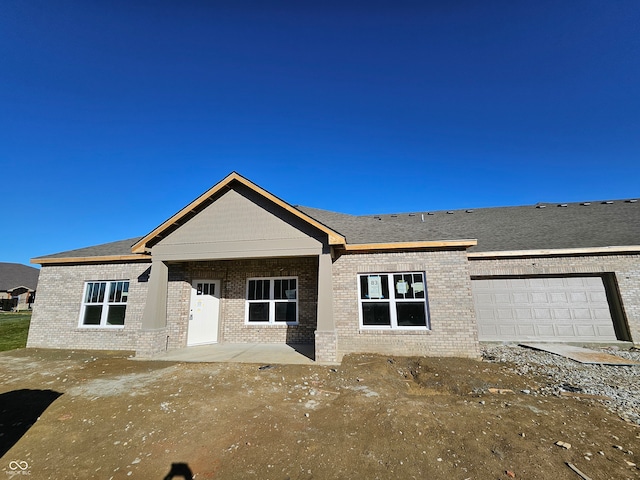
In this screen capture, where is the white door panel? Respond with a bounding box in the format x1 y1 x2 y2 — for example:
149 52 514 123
187 280 220 346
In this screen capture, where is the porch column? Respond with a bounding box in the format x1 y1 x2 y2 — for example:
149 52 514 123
138 260 169 356
315 249 337 362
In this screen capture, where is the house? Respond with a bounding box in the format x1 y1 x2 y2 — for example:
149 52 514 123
27 172 640 362
0 262 39 311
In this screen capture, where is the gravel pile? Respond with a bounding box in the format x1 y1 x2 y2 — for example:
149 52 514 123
482 345 640 425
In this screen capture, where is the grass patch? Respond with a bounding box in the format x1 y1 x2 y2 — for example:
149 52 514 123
0 312 31 351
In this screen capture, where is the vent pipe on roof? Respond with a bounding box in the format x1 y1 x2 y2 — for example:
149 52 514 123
421 213 424 222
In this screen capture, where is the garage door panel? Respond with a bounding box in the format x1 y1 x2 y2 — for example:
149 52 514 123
584 277 604 287
552 308 571 319
472 277 617 342
518 325 535 336
496 308 514 320
536 325 555 337
477 308 497 321
556 325 576 336
575 325 597 336
515 308 532 319
593 308 612 319
550 292 569 303
570 292 588 303
494 293 511 304
573 308 592 319
498 325 517 336
534 308 552 319
590 292 607 302
547 278 566 287
512 293 529 303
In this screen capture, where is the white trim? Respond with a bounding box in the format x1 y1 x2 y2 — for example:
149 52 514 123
468 245 640 258
357 272 430 330
245 276 299 325
78 280 129 328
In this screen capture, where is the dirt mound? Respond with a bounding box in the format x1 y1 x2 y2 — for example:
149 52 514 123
0 348 638 479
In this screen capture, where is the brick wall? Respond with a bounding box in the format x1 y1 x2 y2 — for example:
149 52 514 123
163 257 319 350
27 262 151 351
331 250 480 361
468 253 640 344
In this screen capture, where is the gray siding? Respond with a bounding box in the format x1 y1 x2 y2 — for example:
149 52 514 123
154 189 323 261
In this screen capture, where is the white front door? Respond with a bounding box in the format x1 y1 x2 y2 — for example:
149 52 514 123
187 280 221 346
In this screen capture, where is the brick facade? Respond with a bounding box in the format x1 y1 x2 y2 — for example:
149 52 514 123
331 250 481 361
163 257 319 350
27 262 151 351
27 251 640 361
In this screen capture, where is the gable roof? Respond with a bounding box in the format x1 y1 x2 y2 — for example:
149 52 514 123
30 173 639 264
131 172 346 253
0 263 40 291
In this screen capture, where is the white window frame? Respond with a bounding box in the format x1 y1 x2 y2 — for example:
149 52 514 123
245 276 299 325
78 280 130 328
357 272 429 330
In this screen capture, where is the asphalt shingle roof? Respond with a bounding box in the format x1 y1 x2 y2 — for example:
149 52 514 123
34 199 639 261
34 237 144 261
0 263 40 291
297 199 640 252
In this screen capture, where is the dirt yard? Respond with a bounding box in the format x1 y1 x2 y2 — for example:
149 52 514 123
1 348 639 480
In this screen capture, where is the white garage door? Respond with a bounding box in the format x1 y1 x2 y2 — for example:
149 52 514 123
472 277 617 342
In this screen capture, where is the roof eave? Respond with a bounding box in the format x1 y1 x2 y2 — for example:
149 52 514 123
468 245 640 258
32 254 152 265
340 239 477 252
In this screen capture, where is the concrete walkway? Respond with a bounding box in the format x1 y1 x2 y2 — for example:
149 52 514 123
143 343 316 365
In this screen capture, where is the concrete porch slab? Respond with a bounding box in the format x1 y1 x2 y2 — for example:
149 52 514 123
139 343 316 365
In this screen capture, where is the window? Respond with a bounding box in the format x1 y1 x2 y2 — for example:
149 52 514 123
358 272 428 329
246 277 298 324
80 281 129 327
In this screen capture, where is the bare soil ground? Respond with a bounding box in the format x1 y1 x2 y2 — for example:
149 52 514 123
1 348 639 480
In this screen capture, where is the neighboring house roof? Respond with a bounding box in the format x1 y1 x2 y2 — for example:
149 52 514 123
297 199 640 254
0 263 40 291
30 172 640 264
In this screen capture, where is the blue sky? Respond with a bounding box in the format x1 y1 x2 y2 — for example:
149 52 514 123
1 1 639 266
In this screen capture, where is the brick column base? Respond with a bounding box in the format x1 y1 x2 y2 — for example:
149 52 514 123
135 328 169 357
315 330 338 363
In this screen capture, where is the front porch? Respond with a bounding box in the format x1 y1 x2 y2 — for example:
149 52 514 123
142 342 319 364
